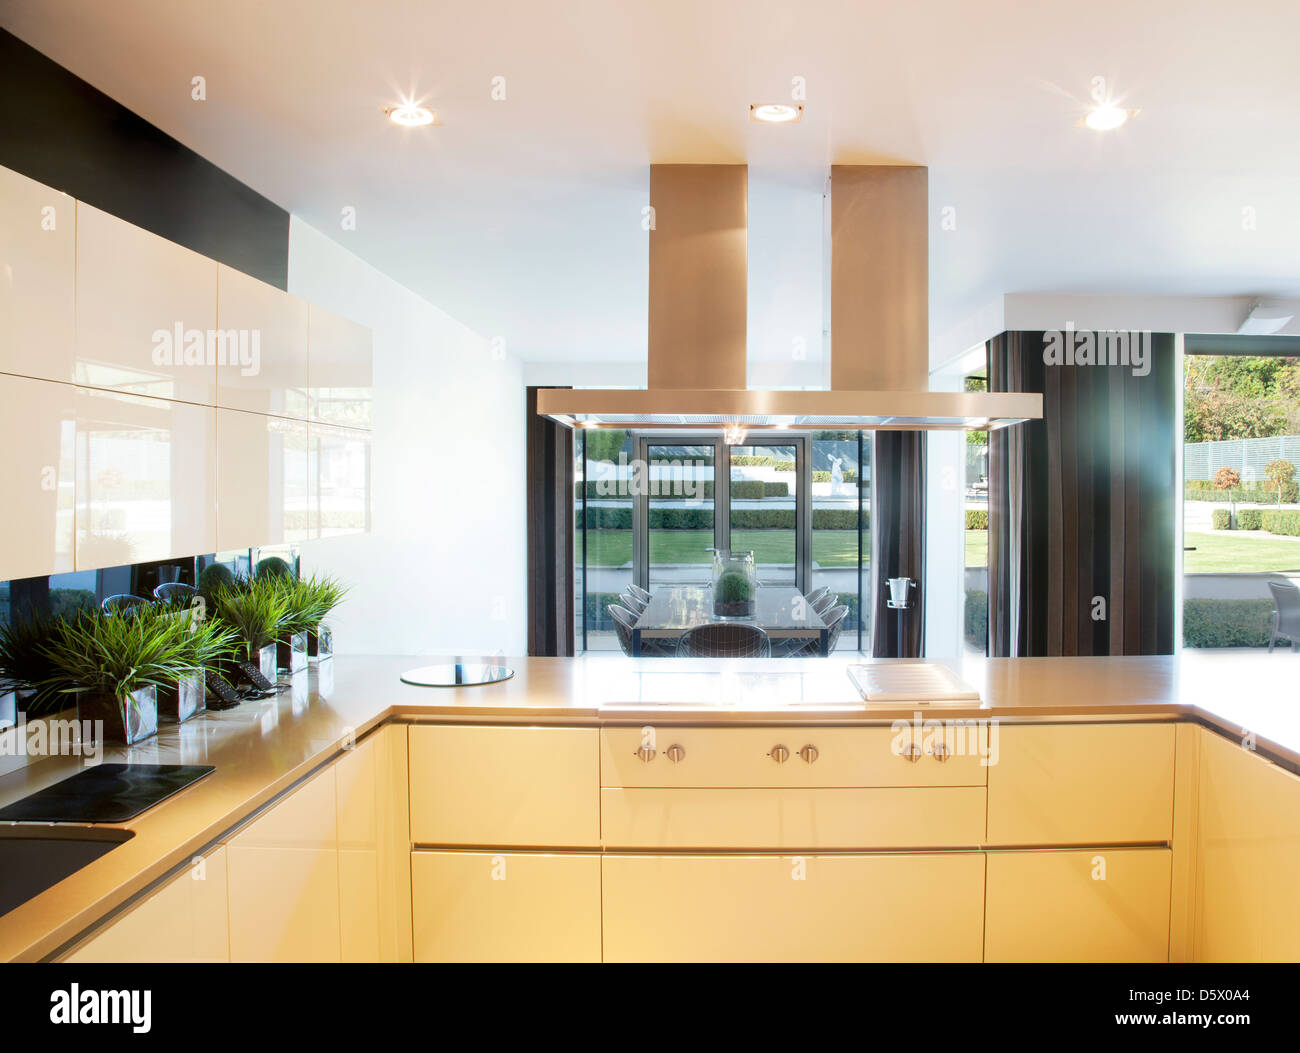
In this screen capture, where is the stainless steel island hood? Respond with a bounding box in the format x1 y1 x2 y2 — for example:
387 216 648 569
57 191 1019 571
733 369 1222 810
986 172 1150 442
538 164 1042 431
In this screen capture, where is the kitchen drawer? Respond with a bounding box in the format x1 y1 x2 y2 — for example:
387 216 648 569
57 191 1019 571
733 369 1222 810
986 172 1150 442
409 725 599 847
986 723 1175 845
412 850 601 962
601 787 986 849
602 852 985 962
984 848 1171 962
601 725 988 788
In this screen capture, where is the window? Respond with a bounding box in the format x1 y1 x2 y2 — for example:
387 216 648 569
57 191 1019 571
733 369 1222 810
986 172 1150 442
575 430 872 653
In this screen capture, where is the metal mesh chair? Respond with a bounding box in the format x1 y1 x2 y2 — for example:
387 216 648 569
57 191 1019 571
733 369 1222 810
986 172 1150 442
676 622 771 658
783 604 850 657
620 589 648 616
626 584 651 605
608 604 639 656
101 593 150 615
153 582 198 606
1268 581 1300 653
812 591 837 616
805 586 831 609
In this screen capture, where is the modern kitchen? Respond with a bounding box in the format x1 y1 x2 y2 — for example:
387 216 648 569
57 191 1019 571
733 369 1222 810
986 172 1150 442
0 0 1298 1021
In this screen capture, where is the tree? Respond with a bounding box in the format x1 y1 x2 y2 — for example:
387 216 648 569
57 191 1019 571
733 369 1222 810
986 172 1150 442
1214 466 1241 524
1265 459 1297 507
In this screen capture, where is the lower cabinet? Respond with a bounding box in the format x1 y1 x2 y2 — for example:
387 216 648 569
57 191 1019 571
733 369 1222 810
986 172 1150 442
984 848 1171 962
225 765 341 963
601 852 985 962
65 847 229 963
411 850 602 963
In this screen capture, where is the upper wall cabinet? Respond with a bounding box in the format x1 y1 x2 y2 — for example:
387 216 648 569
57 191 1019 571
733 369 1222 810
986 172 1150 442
0 375 76 580
75 387 216 570
75 202 218 405
216 265 309 418
0 165 76 384
216 408 312 551
308 305 373 430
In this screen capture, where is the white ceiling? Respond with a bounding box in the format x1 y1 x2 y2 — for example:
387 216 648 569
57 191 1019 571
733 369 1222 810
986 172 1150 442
5 0 1300 366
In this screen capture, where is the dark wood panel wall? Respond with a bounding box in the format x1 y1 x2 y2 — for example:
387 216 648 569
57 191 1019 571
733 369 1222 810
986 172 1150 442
872 431 927 658
988 330 1177 656
526 388 575 656
0 29 289 288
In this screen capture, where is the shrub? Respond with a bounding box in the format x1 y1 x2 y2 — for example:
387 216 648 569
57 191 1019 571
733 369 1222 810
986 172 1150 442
582 507 869 531
771 461 797 471
1265 459 1296 503
964 590 988 652
1261 510 1300 537
1184 480 1299 503
198 563 236 597
811 470 857 483
1183 598 1274 648
965 510 989 530
764 482 789 497
1236 509 1263 530
1214 466 1241 491
1211 509 1232 530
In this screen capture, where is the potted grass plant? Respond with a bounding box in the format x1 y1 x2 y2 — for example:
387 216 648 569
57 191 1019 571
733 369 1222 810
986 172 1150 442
298 575 347 661
211 580 288 685
158 613 239 723
273 577 324 675
39 607 193 745
0 612 66 725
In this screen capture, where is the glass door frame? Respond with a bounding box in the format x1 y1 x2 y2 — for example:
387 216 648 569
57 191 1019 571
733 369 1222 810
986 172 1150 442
632 432 812 594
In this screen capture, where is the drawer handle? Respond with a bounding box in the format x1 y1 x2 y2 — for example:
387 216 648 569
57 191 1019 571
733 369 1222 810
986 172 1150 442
930 742 950 763
901 743 923 763
798 744 819 764
769 744 790 764
634 745 657 763
665 744 685 763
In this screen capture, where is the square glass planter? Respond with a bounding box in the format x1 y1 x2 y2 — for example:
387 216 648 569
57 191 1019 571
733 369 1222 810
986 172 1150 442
158 670 206 724
0 688 17 730
308 622 333 661
256 642 277 684
277 631 308 674
78 685 159 746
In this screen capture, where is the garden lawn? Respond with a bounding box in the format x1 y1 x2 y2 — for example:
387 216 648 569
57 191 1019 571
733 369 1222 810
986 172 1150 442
1183 530 1300 573
584 529 864 567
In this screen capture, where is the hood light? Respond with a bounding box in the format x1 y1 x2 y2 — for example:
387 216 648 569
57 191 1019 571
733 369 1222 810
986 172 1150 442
387 103 437 127
750 103 802 123
1083 104 1132 131
723 423 748 445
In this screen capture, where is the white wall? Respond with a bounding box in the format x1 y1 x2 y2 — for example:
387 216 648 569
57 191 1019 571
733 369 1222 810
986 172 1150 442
287 217 527 656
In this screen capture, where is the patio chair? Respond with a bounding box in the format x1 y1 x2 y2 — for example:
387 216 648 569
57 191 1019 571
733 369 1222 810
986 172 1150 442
676 622 771 658
804 586 831 610
781 604 850 657
812 591 837 615
625 584 651 605
608 603 672 657
619 589 648 616
153 582 198 606
1268 580 1300 653
101 593 150 615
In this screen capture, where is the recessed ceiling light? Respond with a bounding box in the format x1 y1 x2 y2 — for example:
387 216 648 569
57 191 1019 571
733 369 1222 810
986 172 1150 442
386 103 436 127
1082 104 1132 131
750 103 803 124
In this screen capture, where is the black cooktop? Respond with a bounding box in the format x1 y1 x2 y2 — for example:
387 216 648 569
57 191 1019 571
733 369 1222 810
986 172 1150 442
0 764 216 823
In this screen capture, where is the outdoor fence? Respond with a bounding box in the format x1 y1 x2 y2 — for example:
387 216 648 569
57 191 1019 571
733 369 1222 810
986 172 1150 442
1184 435 1300 482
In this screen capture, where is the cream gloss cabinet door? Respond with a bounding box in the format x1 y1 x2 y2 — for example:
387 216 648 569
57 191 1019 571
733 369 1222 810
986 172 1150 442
335 728 412 962
64 847 230 963
985 723 1175 845
74 387 217 570
215 265 310 418
0 164 76 384
411 850 601 963
409 725 600 848
75 202 218 404
215 407 311 550
602 853 985 963
1196 730 1300 962
307 304 372 430
984 848 1171 962
0 375 76 580
226 766 341 963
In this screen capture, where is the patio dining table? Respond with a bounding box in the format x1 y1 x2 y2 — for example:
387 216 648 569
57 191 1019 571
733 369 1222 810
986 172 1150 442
630 585 829 657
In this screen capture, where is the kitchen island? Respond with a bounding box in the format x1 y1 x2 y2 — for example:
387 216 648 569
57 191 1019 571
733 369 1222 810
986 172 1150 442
1 652 1297 963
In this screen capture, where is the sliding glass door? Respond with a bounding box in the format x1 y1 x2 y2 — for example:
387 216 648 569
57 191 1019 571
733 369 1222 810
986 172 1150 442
727 441 803 587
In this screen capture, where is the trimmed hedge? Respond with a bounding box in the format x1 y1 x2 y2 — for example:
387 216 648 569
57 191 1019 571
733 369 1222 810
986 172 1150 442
581 480 789 500
1237 509 1263 530
1183 598 1275 648
965 510 989 530
1185 480 1299 504
581 507 868 530
965 590 988 651
1211 509 1232 530
811 470 858 483
1261 510 1300 537
732 481 790 499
